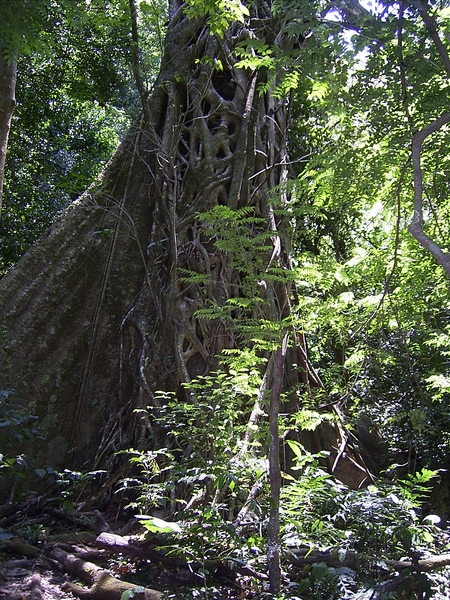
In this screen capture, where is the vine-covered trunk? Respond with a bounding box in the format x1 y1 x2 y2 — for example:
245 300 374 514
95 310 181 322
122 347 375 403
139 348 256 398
0 0 292 481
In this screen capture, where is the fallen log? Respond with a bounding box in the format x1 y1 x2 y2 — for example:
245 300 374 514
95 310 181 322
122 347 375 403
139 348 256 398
289 547 450 572
0 538 41 558
0 502 27 521
50 546 163 600
95 532 240 586
0 558 36 569
95 531 186 567
43 506 109 533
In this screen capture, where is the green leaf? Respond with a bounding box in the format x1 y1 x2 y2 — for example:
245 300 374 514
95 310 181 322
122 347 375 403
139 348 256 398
286 440 303 460
413 469 439 484
138 516 182 534
311 562 328 581
308 81 329 102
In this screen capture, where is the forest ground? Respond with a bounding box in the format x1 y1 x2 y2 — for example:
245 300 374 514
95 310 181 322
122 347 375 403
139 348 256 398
2 499 450 600
0 501 248 600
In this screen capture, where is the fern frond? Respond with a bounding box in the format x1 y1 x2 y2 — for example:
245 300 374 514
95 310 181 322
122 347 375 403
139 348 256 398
178 268 210 284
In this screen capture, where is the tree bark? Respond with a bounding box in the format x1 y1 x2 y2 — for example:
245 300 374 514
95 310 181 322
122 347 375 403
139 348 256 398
0 46 17 216
267 333 288 595
50 547 162 600
409 112 450 277
95 532 189 568
95 532 239 584
289 546 450 573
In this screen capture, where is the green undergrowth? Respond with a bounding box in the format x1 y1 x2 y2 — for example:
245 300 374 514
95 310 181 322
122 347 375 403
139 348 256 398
120 446 450 598
112 373 450 599
1 382 450 598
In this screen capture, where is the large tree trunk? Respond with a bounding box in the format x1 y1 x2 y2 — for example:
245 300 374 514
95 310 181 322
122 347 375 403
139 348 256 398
0 1 355 498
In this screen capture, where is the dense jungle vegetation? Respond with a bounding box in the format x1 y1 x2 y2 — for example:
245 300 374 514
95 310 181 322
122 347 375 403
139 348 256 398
2 0 450 598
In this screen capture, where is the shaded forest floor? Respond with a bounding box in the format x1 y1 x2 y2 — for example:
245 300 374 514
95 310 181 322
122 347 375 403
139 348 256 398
0 566 75 600
0 501 252 600
2 498 450 599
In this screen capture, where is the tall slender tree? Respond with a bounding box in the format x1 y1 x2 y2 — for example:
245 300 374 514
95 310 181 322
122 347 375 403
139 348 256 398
0 0 131 219
0 0 61 215
0 48 17 215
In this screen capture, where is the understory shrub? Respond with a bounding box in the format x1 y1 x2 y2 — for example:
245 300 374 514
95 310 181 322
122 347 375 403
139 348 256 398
116 371 450 599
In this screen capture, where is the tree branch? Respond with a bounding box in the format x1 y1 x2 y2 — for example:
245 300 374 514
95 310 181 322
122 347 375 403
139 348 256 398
409 0 450 78
289 546 450 572
409 112 450 277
